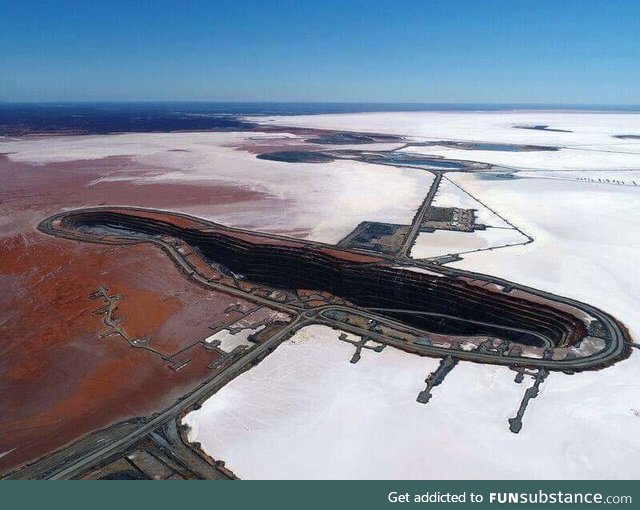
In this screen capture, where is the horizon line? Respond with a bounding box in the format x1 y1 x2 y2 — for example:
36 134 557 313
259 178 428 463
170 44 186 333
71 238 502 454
2 100 640 107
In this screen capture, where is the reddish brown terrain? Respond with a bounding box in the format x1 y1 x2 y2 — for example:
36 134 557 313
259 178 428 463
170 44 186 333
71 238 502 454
0 150 293 474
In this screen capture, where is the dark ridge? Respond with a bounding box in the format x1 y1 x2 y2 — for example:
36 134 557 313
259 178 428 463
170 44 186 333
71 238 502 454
256 150 335 163
435 141 559 152
513 124 573 133
613 134 640 140
0 104 255 136
61 211 589 349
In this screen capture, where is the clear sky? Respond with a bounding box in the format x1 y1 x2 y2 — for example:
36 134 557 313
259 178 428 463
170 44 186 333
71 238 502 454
1 0 639 104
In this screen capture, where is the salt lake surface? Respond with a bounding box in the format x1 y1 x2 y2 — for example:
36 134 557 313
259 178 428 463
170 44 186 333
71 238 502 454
5 107 640 479
182 110 640 479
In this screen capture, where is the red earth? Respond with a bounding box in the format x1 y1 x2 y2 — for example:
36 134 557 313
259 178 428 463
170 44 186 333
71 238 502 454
0 148 294 474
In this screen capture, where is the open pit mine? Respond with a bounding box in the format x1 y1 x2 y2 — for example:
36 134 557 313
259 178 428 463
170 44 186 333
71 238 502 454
40 206 631 372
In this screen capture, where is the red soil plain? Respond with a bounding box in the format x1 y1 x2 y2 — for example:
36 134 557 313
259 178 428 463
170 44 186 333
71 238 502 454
0 143 302 474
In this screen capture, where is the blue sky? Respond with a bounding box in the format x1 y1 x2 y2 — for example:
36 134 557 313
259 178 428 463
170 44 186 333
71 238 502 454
1 0 639 104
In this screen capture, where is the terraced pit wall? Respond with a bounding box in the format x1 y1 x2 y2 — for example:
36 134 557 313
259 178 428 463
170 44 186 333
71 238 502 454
60 211 587 348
